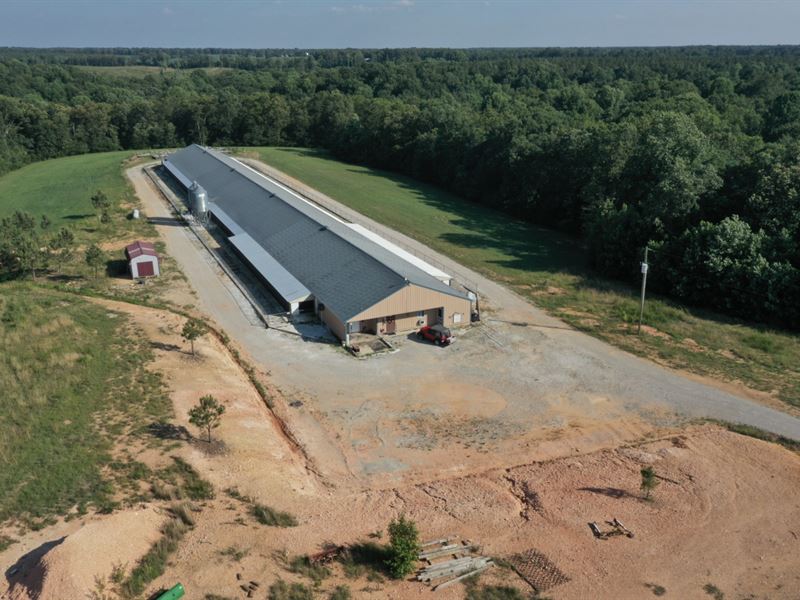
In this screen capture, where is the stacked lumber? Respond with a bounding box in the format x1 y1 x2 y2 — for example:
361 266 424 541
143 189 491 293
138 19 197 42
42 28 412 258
417 537 493 591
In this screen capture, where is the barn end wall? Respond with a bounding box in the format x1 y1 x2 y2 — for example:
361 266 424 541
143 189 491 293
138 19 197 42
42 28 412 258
130 255 160 278
349 284 471 330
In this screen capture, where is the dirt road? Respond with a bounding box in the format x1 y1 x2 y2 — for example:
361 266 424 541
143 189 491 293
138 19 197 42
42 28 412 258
127 164 800 486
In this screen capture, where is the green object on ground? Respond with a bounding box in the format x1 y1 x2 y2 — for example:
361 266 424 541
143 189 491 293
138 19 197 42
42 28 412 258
156 583 185 600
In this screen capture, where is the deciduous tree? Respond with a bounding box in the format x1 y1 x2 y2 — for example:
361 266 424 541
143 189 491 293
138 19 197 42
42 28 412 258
181 317 208 357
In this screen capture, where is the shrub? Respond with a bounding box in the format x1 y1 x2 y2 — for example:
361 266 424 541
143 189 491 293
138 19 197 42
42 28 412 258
251 503 298 527
268 580 313 600
329 586 351 600
385 515 420 579
287 555 330 585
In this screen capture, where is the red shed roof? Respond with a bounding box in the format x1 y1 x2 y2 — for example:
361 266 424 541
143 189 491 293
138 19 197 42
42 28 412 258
125 240 159 260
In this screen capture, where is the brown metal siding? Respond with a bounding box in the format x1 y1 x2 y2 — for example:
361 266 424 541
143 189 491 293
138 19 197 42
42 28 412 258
349 285 471 330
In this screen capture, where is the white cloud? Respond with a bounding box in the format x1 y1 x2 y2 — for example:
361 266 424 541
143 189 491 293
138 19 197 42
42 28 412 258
162 6 174 16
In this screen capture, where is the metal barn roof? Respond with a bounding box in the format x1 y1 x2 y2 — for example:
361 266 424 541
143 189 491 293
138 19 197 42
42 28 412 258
165 145 468 322
346 223 452 284
125 240 158 260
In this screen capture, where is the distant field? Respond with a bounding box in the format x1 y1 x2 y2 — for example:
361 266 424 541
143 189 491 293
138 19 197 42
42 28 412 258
0 285 171 528
244 147 800 409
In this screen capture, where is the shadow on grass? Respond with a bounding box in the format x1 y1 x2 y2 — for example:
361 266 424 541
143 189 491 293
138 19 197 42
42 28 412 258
105 259 128 277
150 341 181 352
146 421 190 441
339 541 391 580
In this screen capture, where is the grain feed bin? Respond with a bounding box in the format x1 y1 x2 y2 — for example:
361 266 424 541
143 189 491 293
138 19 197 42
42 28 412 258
189 181 208 218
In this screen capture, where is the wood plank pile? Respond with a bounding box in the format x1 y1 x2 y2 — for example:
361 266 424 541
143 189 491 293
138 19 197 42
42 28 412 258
416 536 493 591
589 517 635 540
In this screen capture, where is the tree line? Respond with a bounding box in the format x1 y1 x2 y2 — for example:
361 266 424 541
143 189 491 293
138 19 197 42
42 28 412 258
1 47 799 327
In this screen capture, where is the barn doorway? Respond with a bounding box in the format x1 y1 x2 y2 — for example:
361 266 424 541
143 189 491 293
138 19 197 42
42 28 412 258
385 315 396 334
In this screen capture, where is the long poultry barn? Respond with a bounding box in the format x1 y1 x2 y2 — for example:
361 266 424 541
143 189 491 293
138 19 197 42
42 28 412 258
162 145 472 345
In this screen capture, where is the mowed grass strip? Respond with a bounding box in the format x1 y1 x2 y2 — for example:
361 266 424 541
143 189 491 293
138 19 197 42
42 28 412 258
244 147 800 408
0 284 171 527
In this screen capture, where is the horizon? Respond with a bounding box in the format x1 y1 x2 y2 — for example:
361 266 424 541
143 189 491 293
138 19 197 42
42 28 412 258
6 43 800 50
1 0 799 48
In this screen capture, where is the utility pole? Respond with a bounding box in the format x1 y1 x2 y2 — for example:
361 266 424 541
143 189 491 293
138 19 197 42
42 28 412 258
637 246 649 335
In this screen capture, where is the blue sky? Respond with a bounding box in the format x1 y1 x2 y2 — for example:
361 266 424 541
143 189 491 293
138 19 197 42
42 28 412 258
1 0 799 48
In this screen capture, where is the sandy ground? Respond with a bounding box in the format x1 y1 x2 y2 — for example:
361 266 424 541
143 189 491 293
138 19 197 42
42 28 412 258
3 507 166 600
3 299 799 600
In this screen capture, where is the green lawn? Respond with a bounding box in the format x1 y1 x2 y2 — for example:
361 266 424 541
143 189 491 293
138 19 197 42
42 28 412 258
242 147 800 409
0 151 135 225
0 284 172 529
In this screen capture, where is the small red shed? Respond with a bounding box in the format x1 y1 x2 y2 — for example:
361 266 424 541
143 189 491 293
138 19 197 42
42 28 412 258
125 240 160 278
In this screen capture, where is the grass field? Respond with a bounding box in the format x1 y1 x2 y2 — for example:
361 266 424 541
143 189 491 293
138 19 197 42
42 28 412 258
0 151 191 303
0 284 172 529
243 147 800 409
0 151 136 225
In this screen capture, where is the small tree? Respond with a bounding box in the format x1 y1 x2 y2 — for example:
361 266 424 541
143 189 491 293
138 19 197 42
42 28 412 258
49 228 75 271
0 211 47 279
640 466 660 500
91 190 111 223
386 515 420 579
188 394 226 443
182 317 208 356
84 244 104 278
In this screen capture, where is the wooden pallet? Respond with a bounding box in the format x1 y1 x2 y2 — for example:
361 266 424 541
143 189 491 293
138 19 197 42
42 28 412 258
507 548 569 592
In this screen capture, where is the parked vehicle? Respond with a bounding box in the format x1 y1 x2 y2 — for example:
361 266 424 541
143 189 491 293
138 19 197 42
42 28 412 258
417 324 453 346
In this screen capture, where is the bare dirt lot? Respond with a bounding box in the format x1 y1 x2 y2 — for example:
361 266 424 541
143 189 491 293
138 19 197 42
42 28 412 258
3 304 799 600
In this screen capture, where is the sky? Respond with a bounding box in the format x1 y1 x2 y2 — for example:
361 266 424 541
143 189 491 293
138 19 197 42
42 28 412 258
1 0 799 49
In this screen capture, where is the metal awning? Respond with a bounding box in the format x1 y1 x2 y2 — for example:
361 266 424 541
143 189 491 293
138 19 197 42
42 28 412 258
163 158 193 189
228 233 311 304
209 205 245 236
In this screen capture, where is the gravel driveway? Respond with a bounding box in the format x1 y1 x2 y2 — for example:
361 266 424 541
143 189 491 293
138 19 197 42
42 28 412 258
128 164 800 482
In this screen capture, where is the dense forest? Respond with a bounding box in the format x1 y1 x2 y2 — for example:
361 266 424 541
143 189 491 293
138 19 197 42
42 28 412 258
1 46 799 327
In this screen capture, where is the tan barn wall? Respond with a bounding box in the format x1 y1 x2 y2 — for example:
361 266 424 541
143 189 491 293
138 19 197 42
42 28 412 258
350 285 471 331
320 308 346 341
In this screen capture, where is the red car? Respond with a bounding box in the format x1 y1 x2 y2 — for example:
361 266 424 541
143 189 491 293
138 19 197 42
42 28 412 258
416 324 453 346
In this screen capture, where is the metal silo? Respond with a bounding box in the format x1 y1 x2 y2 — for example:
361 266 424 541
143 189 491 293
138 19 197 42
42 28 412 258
190 181 208 218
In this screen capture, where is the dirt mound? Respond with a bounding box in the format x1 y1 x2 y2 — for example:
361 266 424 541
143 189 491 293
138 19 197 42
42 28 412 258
3 506 165 600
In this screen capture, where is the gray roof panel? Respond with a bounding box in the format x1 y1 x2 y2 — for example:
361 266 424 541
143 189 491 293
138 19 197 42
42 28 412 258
228 233 311 303
166 145 468 321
